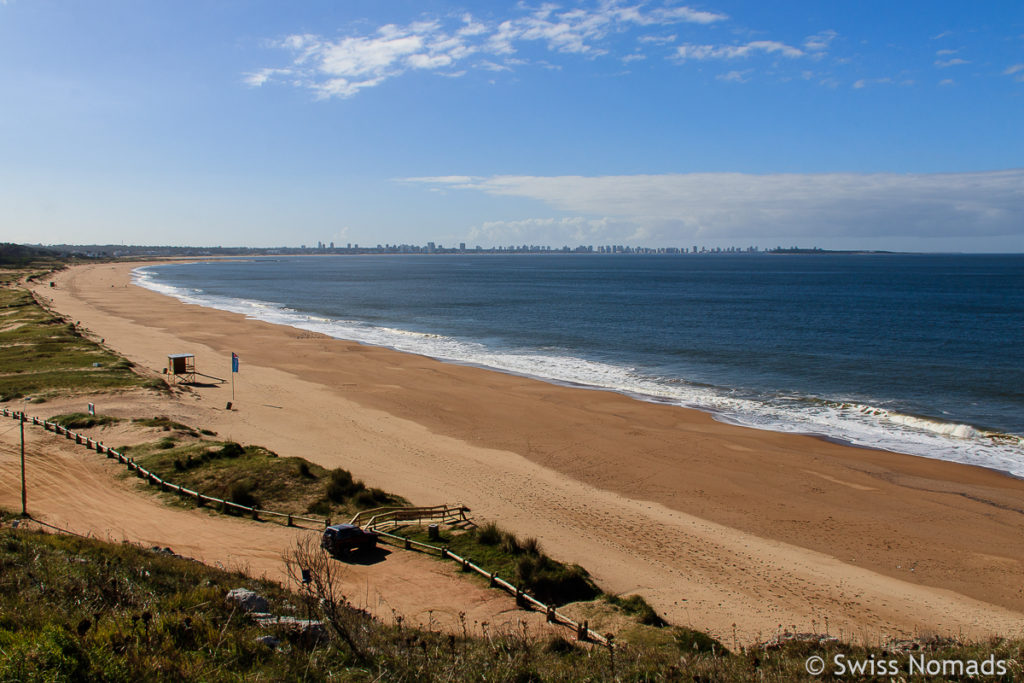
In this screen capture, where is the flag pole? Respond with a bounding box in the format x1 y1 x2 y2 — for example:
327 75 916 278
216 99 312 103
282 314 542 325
20 411 27 516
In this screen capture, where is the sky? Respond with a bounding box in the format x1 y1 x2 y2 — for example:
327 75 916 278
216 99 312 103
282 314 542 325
0 0 1022 252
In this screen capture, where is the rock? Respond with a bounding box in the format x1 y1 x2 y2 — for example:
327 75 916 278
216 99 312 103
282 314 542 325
256 635 280 649
254 615 328 645
226 588 269 613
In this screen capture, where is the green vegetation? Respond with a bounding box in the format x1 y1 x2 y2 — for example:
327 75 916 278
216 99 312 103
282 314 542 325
132 416 200 436
398 522 600 607
0 287 158 401
122 436 405 519
0 243 63 270
48 412 123 430
4 523 1020 681
604 593 667 627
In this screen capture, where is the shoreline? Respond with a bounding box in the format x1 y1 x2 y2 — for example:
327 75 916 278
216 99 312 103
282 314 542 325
131 259 1024 479
26 261 1024 644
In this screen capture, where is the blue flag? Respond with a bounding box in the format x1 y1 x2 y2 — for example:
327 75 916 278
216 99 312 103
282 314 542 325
231 353 239 373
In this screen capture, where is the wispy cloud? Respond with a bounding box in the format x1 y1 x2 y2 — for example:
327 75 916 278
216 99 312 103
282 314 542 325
716 69 750 83
248 2 731 98
403 170 1024 243
935 57 969 68
675 40 804 60
803 30 837 53
851 77 906 89
1005 63 1024 82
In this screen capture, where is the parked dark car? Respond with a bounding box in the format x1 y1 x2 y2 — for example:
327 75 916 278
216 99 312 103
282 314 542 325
321 524 378 555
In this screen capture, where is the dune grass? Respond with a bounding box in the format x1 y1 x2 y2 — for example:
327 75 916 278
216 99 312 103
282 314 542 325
397 521 600 607
47 412 124 429
122 435 405 519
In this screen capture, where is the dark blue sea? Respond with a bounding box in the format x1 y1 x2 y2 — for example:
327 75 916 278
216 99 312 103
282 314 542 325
135 254 1024 476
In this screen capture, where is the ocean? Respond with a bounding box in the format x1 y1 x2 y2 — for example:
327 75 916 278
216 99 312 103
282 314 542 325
134 253 1024 477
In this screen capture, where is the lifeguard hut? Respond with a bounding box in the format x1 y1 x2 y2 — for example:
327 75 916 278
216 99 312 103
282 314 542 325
166 353 196 385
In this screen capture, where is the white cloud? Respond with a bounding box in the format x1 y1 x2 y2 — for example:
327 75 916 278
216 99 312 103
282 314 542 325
939 78 955 86
803 30 837 52
934 57 969 68
243 67 294 87
478 60 512 72
1005 63 1024 82
717 69 750 83
852 77 896 89
676 40 804 60
404 170 1024 243
247 2 744 98
638 34 677 45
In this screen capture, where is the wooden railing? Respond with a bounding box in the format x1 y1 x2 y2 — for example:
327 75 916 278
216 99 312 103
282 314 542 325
350 503 470 529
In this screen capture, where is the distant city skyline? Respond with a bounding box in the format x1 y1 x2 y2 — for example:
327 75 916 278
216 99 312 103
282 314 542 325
1 1 1022 252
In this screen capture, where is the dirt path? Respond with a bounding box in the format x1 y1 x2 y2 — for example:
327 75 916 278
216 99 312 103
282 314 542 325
0 420 550 637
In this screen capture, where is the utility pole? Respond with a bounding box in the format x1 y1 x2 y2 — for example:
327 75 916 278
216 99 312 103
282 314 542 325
19 411 27 516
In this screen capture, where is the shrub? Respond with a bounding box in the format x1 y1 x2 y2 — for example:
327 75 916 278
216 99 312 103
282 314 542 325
609 594 667 627
672 627 725 654
500 532 521 556
477 522 502 546
229 481 258 509
515 555 598 606
352 490 381 509
306 498 332 515
326 469 363 503
216 442 245 459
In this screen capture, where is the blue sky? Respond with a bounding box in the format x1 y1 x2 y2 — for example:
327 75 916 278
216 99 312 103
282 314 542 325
1 1 1021 251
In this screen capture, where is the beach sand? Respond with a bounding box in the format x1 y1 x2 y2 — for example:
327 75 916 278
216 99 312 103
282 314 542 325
19 261 1024 644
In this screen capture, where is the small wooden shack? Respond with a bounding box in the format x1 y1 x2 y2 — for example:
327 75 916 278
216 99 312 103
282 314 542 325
166 353 196 384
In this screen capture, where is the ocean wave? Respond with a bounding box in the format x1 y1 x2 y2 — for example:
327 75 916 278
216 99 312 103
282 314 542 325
132 266 1024 478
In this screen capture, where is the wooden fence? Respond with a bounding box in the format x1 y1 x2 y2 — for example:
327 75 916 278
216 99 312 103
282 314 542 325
1 407 324 529
4 407 610 646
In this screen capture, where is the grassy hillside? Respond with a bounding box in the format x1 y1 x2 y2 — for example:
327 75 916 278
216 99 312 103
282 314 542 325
0 287 160 401
4 520 1020 681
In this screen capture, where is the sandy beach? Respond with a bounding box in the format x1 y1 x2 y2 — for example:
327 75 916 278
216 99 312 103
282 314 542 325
16 261 1024 645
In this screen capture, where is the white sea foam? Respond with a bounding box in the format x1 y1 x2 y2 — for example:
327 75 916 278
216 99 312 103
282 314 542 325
133 266 1024 478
